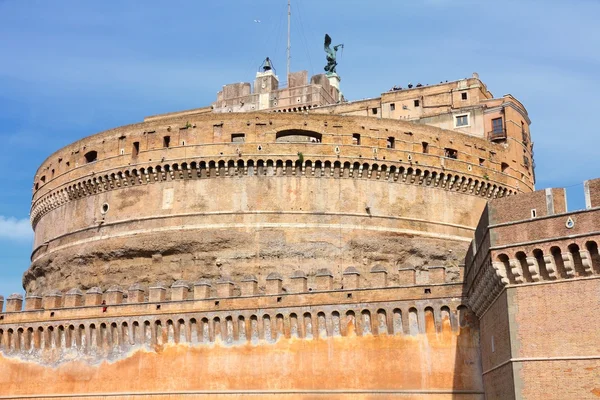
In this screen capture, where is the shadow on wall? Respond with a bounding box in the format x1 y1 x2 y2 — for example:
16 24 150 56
452 304 483 400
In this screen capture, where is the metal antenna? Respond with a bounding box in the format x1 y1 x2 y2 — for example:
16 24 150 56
287 0 291 79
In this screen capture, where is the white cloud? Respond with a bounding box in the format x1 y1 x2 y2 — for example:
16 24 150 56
0 216 32 241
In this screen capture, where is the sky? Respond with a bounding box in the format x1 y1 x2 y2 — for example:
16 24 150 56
0 0 598 296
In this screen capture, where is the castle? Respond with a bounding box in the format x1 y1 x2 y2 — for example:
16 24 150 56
0 64 598 399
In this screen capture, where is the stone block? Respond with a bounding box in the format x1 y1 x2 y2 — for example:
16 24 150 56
85 287 103 306
64 289 84 308
216 276 234 298
193 279 212 299
25 294 43 310
6 293 23 312
105 285 124 305
266 272 283 295
370 265 388 287
128 283 145 303
290 270 307 293
149 283 167 303
398 268 416 286
315 268 333 291
240 275 258 296
342 267 361 289
428 266 446 283
171 280 191 301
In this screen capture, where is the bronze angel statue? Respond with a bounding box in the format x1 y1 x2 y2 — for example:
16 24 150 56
324 34 344 74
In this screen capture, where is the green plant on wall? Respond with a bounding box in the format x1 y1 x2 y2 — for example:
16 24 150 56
297 152 304 164
483 173 489 180
185 121 192 129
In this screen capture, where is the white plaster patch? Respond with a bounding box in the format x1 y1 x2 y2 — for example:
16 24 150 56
162 188 174 210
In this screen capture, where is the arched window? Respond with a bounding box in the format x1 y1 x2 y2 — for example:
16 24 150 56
275 129 322 143
84 151 98 163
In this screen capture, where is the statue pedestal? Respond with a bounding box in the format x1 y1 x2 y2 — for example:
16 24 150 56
327 73 342 102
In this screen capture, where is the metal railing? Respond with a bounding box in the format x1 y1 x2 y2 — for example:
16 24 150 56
488 129 507 141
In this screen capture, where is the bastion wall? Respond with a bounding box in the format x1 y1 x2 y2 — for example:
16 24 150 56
26 112 532 293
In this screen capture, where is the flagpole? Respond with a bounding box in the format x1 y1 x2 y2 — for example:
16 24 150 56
287 0 291 79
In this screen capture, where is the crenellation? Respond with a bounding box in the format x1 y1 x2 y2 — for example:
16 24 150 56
127 283 145 303
428 266 446 283
370 265 388 287
85 287 103 306
398 267 416 286
0 276 471 354
289 270 308 293
42 289 63 309
64 288 84 307
240 275 259 296
315 268 334 291
342 266 360 289
149 283 167 302
265 272 283 295
584 177 600 208
193 279 212 299
216 276 235 298
170 280 191 301
25 294 42 310
6 294 23 312
105 285 125 305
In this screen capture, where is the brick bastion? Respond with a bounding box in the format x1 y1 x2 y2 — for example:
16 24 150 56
26 111 532 294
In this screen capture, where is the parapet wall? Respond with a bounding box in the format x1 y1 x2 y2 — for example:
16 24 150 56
464 180 600 317
0 270 483 399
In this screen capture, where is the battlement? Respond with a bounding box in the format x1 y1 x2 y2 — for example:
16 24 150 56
4 266 461 316
0 267 474 370
464 179 600 317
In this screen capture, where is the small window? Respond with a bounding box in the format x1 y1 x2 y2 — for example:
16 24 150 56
132 142 140 156
387 137 395 149
461 92 468 100
371 107 378 115
414 99 420 107
352 133 361 145
422 142 429 154
163 136 170 148
531 209 537 218
501 162 509 172
444 148 458 159
455 114 469 127
492 117 503 133
523 155 530 167
84 151 97 163
231 133 245 143
390 103 395 111
479 158 485 166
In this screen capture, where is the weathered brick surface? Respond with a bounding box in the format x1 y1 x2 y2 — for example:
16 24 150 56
479 291 511 372
586 177 600 208
512 279 600 358
482 363 515 400
519 360 600 400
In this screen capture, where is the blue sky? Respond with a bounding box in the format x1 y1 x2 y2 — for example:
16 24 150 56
0 0 599 296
